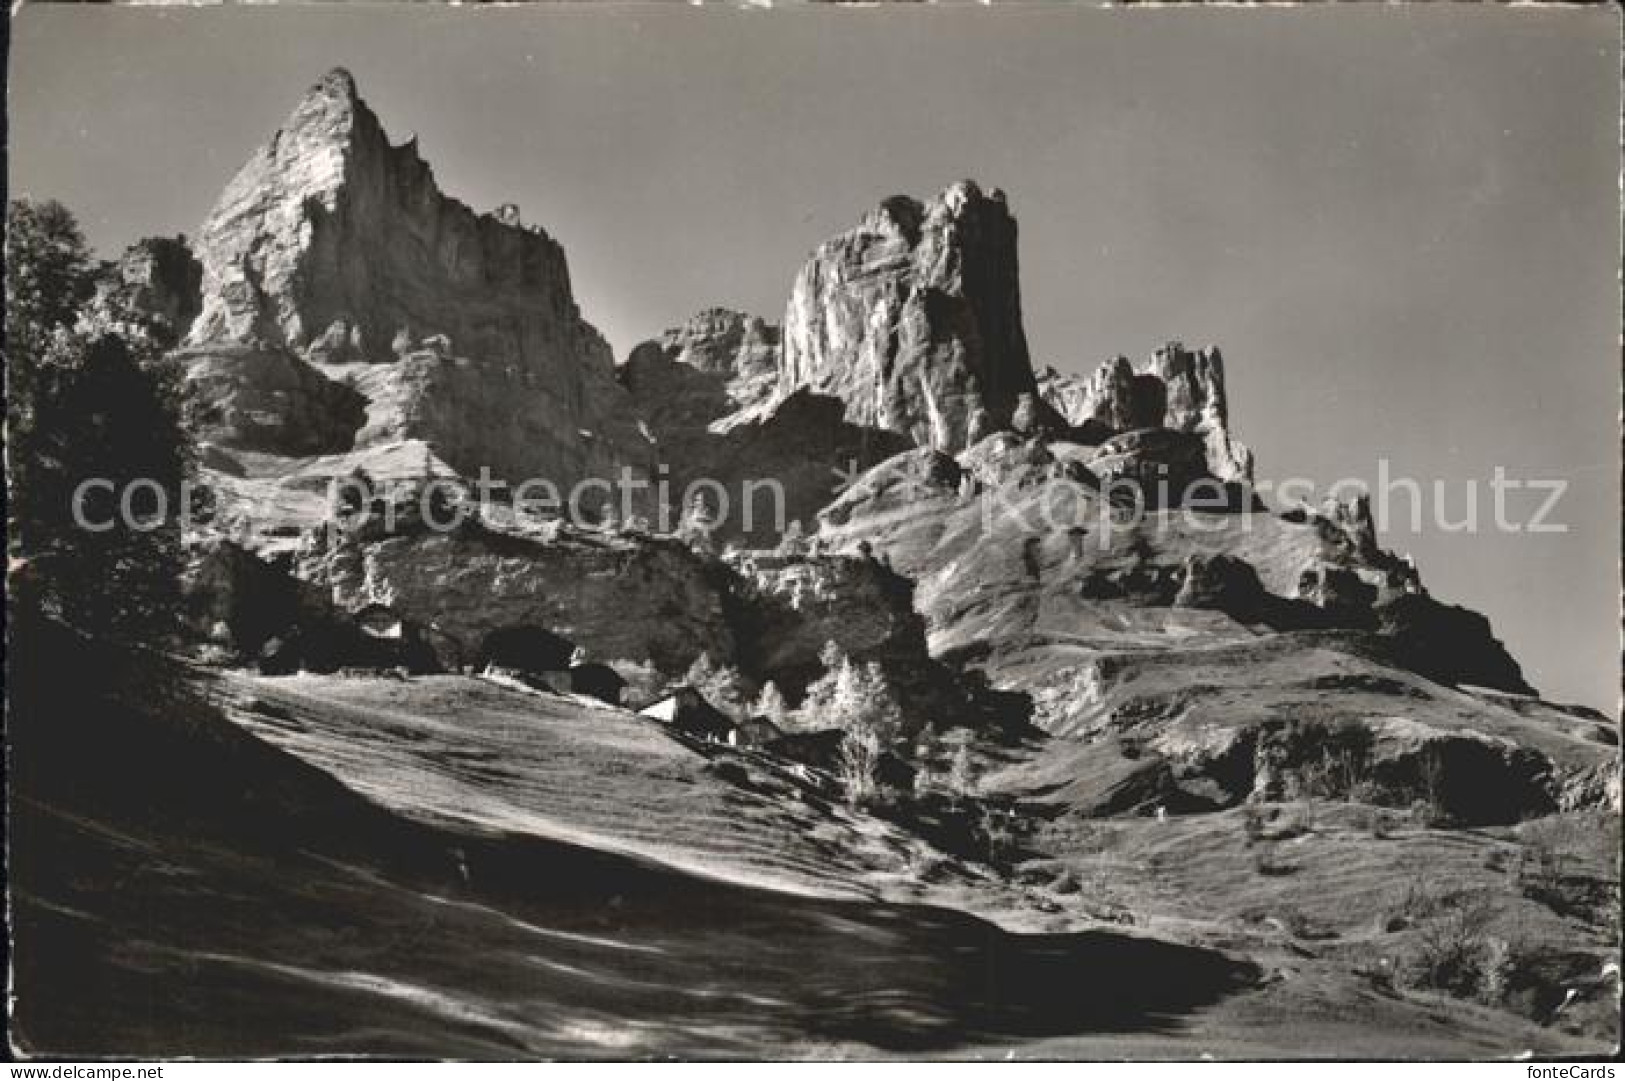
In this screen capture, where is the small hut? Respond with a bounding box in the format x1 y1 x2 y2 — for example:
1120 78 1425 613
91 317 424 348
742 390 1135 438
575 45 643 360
730 716 784 749
638 686 736 742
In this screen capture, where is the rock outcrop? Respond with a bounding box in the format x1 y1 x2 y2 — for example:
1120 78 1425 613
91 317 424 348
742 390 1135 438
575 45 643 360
1039 343 1254 483
779 182 1058 453
728 551 930 683
302 523 737 675
617 308 782 467
179 68 648 483
1084 429 1214 507
87 237 203 349
619 311 909 545
639 307 781 409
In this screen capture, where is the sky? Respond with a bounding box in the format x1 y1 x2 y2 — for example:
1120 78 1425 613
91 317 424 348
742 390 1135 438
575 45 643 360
8 3 1620 712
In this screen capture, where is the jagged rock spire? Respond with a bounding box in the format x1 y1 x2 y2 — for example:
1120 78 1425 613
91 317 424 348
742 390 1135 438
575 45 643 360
779 180 1055 453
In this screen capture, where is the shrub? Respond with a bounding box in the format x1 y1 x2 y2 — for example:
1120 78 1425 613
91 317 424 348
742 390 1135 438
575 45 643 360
1395 894 1511 1003
1267 718 1376 803
1274 800 1316 839
1387 874 1446 926
1294 746 1370 801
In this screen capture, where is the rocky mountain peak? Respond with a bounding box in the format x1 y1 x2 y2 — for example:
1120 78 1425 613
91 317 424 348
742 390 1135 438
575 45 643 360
287 67 364 134
779 180 1052 454
176 70 649 484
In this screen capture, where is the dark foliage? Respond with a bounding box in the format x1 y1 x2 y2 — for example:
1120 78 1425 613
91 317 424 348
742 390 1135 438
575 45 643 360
7 198 194 643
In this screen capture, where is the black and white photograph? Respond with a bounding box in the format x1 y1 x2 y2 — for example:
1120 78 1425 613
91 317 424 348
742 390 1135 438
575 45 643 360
4 1 1621 1065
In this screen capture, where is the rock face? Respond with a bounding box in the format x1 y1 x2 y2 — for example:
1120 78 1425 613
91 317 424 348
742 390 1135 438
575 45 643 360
291 513 975 724
1039 343 1254 483
1084 429 1213 508
728 552 931 684
302 524 737 675
780 182 1056 453
619 310 909 545
617 308 783 464
641 308 781 408
180 68 648 483
183 345 367 456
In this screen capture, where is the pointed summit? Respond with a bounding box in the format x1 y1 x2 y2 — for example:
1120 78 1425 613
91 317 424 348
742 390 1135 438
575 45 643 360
311 66 359 100
275 66 382 163
179 69 651 484
290 68 363 123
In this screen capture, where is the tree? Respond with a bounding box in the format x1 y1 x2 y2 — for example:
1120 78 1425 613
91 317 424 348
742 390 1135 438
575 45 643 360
683 651 751 720
752 680 788 726
834 661 903 741
6 199 193 642
911 727 946 798
798 644 903 737
5 199 95 367
7 199 97 472
838 722 884 808
8 332 191 641
833 662 904 808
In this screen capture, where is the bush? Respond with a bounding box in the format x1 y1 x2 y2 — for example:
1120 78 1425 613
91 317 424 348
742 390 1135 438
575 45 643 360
1387 874 1446 927
1275 800 1316 839
1266 718 1376 803
1395 894 1515 1004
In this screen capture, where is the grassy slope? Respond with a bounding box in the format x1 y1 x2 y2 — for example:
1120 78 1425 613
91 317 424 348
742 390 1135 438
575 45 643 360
10 639 1256 1058
10 625 1614 1057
